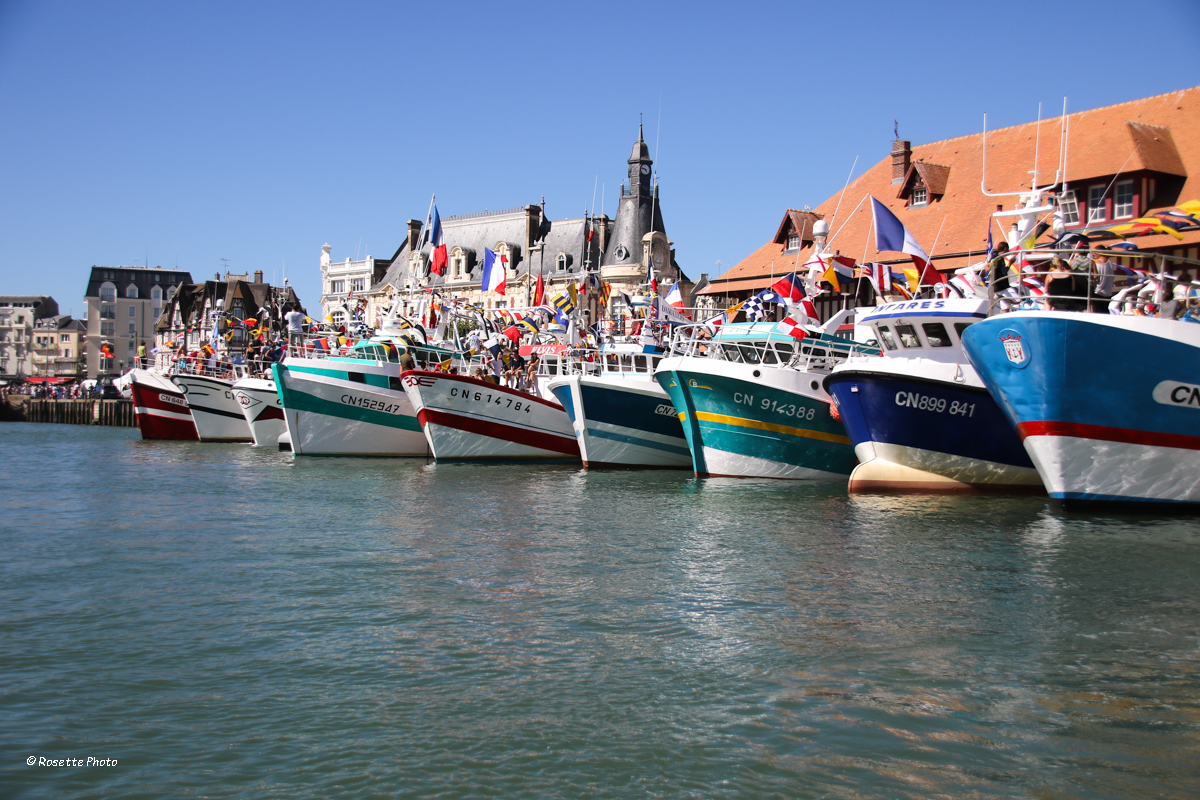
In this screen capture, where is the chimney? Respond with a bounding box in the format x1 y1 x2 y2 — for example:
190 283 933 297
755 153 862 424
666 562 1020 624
525 204 542 255
891 140 911 184
407 219 423 253
253 270 263 284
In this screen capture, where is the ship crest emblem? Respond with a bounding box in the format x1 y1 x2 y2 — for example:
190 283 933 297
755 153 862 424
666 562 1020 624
998 329 1030 368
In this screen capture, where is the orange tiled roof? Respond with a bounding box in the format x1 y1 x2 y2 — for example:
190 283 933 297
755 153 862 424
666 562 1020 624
703 87 1200 295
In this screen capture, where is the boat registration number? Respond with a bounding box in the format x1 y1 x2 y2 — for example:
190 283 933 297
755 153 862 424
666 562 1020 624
449 386 533 414
894 391 975 417
340 394 404 414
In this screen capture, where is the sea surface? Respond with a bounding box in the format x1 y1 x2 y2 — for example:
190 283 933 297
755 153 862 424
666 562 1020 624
1 423 1199 799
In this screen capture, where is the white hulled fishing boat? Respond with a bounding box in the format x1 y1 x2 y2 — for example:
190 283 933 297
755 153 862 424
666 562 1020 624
231 375 286 448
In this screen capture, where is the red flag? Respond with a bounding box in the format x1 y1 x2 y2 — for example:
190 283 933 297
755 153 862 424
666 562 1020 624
781 315 808 340
430 244 448 276
502 325 521 344
534 271 545 306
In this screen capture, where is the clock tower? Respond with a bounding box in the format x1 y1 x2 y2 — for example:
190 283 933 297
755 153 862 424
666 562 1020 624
628 123 653 197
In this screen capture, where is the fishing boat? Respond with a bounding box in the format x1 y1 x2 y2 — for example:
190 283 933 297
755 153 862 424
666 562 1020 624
963 279 1200 506
231 375 286 447
402 346 579 462
654 319 867 479
273 338 441 457
128 368 198 440
545 343 690 469
172 360 253 443
824 297 1042 492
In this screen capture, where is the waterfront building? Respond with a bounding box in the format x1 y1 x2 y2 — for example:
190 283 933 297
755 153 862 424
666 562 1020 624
153 270 302 354
0 296 59 379
32 315 86 379
701 87 1200 316
83 267 192 378
318 245 394 328
360 127 695 327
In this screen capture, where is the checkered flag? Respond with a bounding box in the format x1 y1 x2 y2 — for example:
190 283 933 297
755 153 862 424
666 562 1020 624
742 296 767 322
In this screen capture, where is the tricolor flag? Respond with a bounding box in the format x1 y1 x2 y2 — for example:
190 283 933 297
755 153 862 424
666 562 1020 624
482 248 507 295
429 206 447 276
769 272 806 303
665 283 687 313
702 311 728 336
646 258 657 292
870 196 943 284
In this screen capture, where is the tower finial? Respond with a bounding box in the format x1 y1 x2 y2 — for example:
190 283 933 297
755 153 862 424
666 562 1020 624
639 113 644 142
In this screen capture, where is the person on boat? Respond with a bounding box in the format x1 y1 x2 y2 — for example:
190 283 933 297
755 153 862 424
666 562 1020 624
136 341 147 368
399 347 415 372
988 241 1013 294
1090 248 1116 312
1044 257 1075 311
283 305 306 355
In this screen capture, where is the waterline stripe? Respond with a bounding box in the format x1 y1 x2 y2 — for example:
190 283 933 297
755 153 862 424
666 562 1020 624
585 425 691 456
693 411 851 445
1018 420 1200 451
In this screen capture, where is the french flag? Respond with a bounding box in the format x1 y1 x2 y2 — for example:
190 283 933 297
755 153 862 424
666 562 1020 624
429 206 447 276
870 196 944 285
646 259 657 293
482 248 507 295
665 283 687 314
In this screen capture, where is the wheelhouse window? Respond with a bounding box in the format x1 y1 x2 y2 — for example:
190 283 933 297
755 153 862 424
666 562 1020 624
911 186 928 207
1114 181 1134 219
953 322 973 339
894 323 921 348
1058 190 1079 225
1087 186 1106 223
876 325 898 350
921 322 952 347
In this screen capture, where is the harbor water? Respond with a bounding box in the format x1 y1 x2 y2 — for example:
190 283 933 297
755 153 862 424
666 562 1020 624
2 423 1199 798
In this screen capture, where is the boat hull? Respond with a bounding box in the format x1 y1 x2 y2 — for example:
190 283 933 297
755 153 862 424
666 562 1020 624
547 375 691 469
172 373 252 442
825 371 1042 493
963 312 1200 506
403 371 580 462
231 377 287 448
654 357 855 480
129 369 198 440
273 359 427 457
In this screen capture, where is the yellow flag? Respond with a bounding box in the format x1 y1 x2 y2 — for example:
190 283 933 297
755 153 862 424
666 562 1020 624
903 268 920 293
567 282 578 305
725 300 744 316
439 358 452 371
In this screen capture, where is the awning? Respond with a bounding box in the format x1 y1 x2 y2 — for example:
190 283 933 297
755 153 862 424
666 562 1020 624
25 376 77 384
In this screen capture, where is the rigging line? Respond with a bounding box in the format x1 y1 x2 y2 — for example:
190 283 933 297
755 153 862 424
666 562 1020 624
827 193 871 245
827 155 860 231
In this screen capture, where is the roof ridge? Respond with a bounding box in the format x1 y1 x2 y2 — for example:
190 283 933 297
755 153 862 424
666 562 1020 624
909 86 1198 150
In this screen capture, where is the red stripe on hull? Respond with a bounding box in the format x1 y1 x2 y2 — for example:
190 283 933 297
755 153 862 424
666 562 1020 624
254 406 285 422
418 408 580 457
1016 420 1200 452
131 383 198 440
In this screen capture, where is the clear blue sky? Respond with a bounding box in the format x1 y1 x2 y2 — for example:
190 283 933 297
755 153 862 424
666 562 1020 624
2 0 1198 316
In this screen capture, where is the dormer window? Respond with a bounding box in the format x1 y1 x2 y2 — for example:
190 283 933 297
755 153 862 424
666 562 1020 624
786 234 800 252
911 186 928 207
556 253 571 272
126 285 138 298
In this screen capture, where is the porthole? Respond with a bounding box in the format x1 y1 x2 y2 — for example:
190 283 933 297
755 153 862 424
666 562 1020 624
752 370 761 378
810 380 819 390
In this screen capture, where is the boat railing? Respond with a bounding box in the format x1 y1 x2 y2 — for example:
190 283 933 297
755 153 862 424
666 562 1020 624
168 355 249 381
984 249 1200 320
665 322 863 373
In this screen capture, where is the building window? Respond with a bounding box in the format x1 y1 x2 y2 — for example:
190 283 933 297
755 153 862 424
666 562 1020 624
1114 181 1134 219
101 321 115 336
100 356 114 372
1087 185 1106 223
60 333 70 342
786 234 800 252
129 322 137 336
167 286 177 300
911 186 928 207
331 311 345 326
1058 190 1079 225
126 285 138 298
100 283 116 303
100 304 115 320
330 280 345 294
151 286 162 300
129 305 137 317
556 254 568 271
62 349 70 358
351 278 365 292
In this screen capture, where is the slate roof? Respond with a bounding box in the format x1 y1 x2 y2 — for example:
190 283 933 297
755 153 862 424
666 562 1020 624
706 86 1200 294
84 266 193 299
